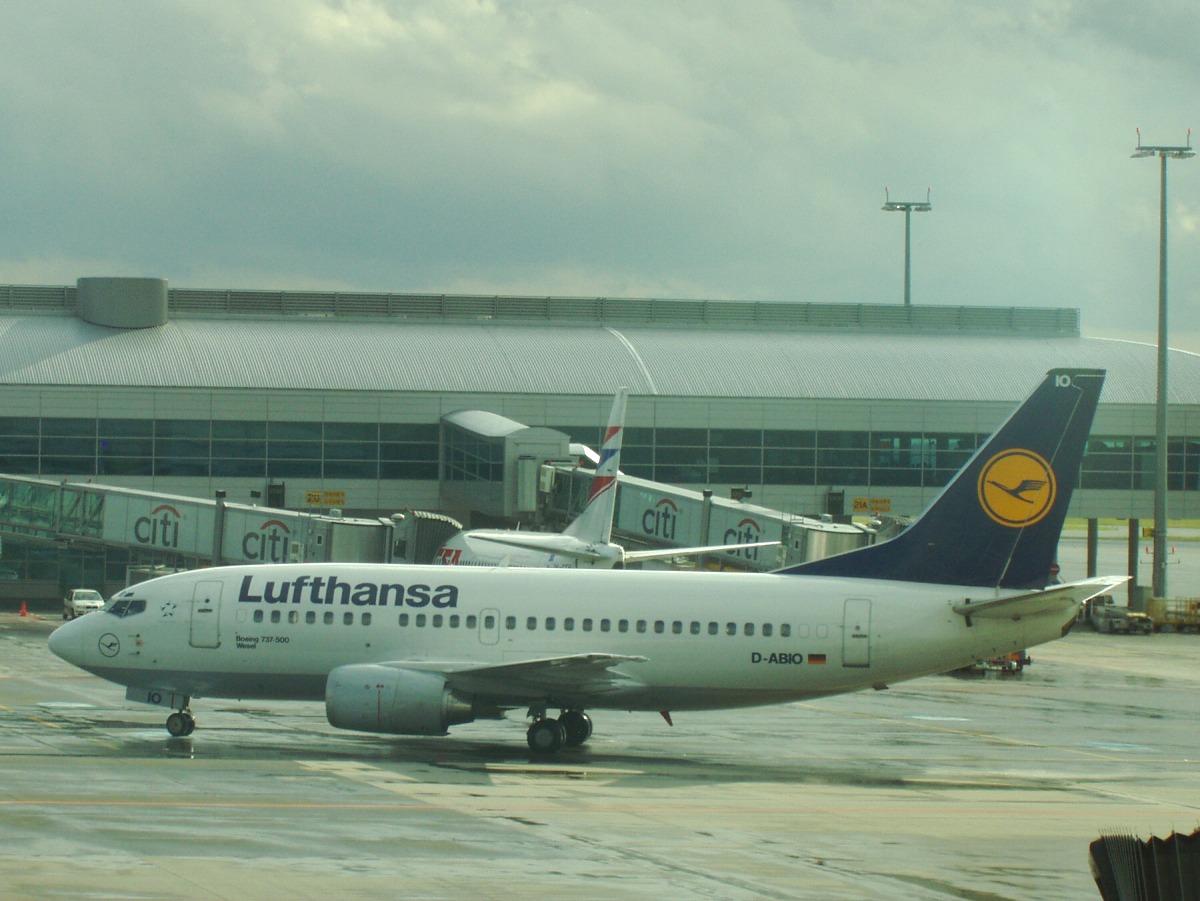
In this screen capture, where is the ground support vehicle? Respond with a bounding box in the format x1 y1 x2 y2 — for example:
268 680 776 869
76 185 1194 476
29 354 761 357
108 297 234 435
1146 597 1200 633
1086 595 1153 634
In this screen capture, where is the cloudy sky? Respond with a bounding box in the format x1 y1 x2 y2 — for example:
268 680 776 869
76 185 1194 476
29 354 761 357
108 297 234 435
2 1 1198 351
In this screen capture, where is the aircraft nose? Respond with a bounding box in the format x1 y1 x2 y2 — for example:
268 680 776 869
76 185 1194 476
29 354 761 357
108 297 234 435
48 622 83 664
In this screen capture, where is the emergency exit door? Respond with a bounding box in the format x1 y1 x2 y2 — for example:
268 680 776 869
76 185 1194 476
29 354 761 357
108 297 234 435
842 598 872 667
478 608 501 645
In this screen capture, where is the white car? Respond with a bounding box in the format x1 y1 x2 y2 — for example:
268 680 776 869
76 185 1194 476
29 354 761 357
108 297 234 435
63 588 105 620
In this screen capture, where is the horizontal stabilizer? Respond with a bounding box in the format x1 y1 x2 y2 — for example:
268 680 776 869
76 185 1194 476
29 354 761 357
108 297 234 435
952 576 1128 621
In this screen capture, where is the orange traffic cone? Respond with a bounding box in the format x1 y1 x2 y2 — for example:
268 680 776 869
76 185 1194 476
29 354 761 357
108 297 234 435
18 601 28 617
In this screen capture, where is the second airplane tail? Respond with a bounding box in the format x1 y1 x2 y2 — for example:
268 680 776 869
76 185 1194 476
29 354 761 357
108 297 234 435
562 388 628 546
780 369 1105 589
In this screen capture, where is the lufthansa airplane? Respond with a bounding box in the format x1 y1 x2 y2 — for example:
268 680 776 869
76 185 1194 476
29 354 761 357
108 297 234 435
49 370 1122 753
434 387 777 568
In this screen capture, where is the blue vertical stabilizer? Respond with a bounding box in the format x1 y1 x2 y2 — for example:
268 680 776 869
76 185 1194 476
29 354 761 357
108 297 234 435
780 369 1105 589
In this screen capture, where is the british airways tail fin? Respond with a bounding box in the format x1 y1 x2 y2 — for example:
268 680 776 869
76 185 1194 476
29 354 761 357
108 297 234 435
780 369 1105 589
562 388 628 545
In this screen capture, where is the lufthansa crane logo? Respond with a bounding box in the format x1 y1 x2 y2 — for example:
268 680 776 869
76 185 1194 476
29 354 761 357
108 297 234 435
977 449 1056 527
98 633 121 658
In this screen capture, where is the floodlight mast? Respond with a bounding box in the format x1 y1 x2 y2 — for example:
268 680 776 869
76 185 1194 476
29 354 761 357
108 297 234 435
882 187 932 306
1132 128 1194 601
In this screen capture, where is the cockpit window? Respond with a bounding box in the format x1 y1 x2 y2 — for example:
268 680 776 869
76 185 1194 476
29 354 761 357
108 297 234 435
106 599 147 618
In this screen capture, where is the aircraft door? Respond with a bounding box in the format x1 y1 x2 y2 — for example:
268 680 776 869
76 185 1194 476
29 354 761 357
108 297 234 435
478 608 501 646
189 581 223 649
842 598 871 667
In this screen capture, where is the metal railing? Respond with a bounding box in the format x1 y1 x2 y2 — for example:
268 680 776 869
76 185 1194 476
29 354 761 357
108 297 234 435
0 283 1081 336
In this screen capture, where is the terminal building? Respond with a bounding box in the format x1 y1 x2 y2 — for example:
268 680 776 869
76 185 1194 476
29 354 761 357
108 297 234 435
1 277 1198 601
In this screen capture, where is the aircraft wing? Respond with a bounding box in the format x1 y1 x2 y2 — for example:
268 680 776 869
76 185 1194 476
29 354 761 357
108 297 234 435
468 534 610 562
952 576 1127 621
384 653 648 703
464 535 780 565
624 540 781 563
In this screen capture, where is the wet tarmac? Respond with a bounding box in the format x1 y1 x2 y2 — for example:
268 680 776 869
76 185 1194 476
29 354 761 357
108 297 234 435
3 597 1199 900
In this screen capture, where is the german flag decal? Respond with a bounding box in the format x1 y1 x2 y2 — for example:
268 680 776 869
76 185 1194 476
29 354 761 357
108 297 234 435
977 449 1057 528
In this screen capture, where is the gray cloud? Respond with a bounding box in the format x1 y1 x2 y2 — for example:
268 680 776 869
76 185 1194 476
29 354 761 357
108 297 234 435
1 0 1196 350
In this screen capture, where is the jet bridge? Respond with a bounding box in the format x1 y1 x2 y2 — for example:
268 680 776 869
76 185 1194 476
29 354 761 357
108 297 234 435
440 409 573 523
0 474 390 564
0 475 460 600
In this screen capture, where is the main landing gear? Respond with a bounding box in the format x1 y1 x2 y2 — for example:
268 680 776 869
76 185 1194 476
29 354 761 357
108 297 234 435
165 708 196 737
526 709 593 754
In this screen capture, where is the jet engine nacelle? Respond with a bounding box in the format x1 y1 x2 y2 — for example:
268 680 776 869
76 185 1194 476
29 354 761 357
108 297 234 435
325 664 474 735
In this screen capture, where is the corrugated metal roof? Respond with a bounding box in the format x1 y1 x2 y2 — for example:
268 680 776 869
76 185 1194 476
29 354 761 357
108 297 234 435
0 313 1192 405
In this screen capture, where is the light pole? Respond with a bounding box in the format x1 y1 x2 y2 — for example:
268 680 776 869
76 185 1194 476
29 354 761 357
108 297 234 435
1132 128 1194 600
882 188 931 306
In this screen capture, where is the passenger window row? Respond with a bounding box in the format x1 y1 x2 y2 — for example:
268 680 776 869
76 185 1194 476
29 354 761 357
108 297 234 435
397 613 812 638
252 608 376 626
246 608 824 639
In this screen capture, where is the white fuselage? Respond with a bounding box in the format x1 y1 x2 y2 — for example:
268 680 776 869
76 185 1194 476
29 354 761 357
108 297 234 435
49 562 1071 712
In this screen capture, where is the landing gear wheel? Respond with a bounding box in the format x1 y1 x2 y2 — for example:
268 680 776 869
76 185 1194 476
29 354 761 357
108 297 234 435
559 710 593 747
527 718 566 754
166 710 196 737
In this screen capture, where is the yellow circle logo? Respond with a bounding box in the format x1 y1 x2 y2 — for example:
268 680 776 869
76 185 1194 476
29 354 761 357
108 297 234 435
977 449 1056 527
